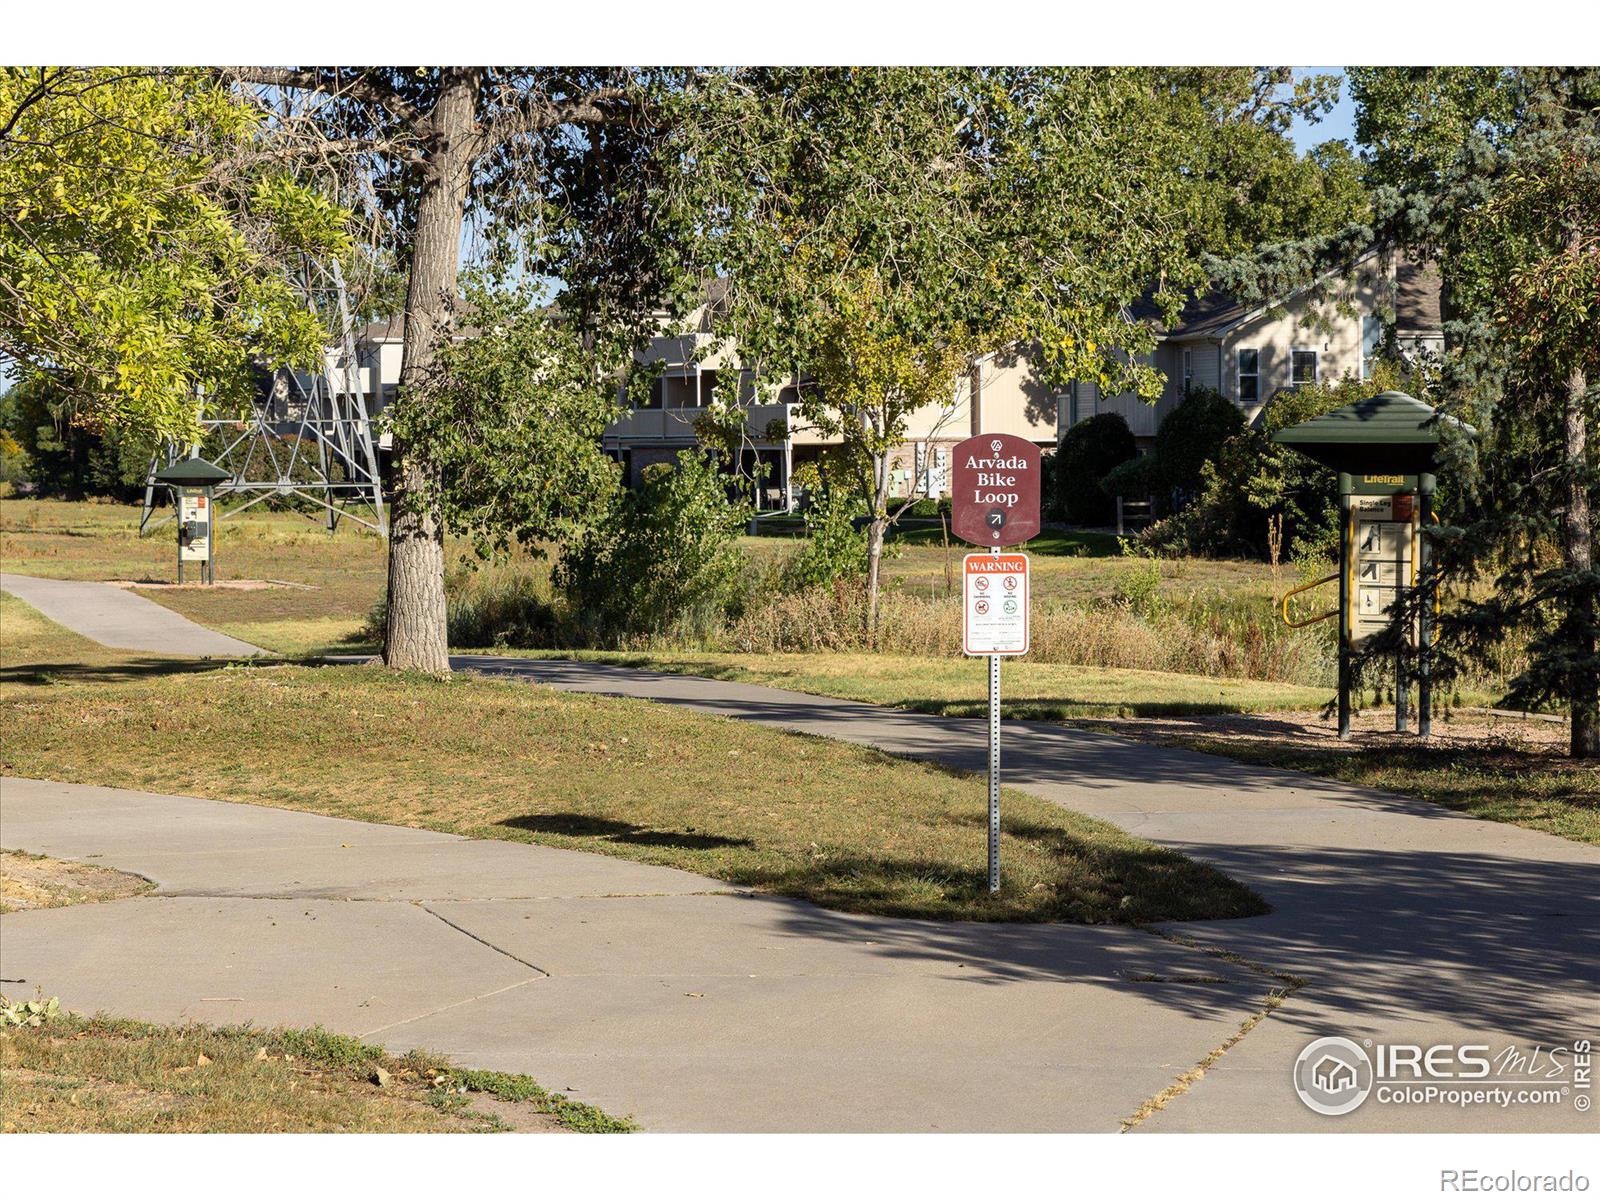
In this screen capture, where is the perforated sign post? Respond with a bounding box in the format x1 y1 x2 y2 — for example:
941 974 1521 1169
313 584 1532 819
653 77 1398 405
951 434 1041 893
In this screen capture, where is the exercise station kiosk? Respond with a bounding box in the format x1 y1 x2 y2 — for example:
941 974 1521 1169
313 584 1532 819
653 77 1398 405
1273 390 1474 740
152 456 231 585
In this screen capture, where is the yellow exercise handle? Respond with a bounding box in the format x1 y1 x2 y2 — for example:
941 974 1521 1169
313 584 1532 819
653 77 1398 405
1280 572 1339 629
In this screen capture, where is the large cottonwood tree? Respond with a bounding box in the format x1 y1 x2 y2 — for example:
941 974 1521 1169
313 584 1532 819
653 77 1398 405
219 68 679 674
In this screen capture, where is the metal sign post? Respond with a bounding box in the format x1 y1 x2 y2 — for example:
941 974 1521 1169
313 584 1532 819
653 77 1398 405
951 432 1041 894
987 586 1001 893
963 550 1030 890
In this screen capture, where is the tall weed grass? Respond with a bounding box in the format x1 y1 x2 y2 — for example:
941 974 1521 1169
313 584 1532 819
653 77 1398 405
729 580 1338 685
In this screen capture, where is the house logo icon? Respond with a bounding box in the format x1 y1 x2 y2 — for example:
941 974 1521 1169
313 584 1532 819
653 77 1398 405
1293 1037 1375 1116
1312 1055 1358 1094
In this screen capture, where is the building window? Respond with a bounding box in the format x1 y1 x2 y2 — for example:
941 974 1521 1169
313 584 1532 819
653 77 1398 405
1361 316 1383 380
1237 348 1259 403
1182 348 1194 395
638 377 664 409
1292 349 1319 389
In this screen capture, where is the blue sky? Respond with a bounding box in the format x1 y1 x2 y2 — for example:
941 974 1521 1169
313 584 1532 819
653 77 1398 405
1289 67 1359 154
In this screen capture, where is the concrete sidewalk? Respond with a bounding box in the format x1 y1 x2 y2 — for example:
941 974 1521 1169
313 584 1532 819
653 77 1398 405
446 654 1600 1133
1 575 1593 1128
1 573 263 658
2 777 1275 1132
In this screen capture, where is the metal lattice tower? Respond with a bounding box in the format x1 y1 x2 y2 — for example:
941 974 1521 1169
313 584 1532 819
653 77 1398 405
141 258 387 537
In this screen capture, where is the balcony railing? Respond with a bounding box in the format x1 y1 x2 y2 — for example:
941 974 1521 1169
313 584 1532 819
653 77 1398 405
605 402 792 446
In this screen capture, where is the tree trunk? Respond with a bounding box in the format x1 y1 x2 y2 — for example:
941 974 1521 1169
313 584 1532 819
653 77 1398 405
865 513 887 645
864 448 890 645
1561 363 1598 758
382 70 479 675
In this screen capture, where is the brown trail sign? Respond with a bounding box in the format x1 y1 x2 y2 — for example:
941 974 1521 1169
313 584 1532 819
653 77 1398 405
951 434 1042 549
949 433 1043 893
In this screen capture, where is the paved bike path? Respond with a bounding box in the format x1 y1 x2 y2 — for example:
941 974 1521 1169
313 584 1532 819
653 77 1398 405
1 572 1593 1130
0 572 263 658
447 654 1600 1133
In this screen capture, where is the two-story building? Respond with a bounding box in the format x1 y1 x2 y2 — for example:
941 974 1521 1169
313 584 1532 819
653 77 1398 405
1061 252 1443 444
601 255 1443 508
317 254 1441 509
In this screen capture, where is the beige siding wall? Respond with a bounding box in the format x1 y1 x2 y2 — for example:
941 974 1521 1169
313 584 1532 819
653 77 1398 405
1221 266 1389 422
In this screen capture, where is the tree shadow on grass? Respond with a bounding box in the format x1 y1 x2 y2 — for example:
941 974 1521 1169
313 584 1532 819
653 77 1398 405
497 812 755 851
0 657 248 686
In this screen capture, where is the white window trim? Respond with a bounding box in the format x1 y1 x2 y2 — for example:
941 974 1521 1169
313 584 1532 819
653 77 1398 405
1291 347 1320 389
1361 315 1383 380
1236 347 1260 404
1182 348 1194 395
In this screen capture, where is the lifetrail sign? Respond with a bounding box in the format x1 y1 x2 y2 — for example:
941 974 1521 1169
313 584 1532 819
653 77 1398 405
951 433 1042 548
1272 391 1476 740
152 456 229 585
948 433 1042 893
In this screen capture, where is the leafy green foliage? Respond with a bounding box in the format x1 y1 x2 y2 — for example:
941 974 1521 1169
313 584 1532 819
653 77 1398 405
0 994 62 1028
1153 389 1246 509
556 452 750 645
1212 68 1600 749
0 68 350 442
1055 413 1136 525
1146 368 1406 560
382 277 622 558
1 375 154 500
784 460 870 591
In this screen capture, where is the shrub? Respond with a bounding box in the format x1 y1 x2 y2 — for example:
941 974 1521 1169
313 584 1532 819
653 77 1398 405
897 496 952 520
1100 453 1158 502
1054 413 1136 525
785 476 870 592
556 450 750 646
1145 364 1409 560
1153 388 1245 510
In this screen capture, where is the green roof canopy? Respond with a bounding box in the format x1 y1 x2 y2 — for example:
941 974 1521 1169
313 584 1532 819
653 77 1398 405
1271 390 1476 475
152 456 231 486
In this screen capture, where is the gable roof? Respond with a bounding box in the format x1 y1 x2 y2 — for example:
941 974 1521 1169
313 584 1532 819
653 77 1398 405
1132 251 1443 344
1272 389 1475 474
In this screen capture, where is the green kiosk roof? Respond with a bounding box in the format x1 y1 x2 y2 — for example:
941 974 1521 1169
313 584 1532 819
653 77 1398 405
1271 390 1475 475
152 457 231 486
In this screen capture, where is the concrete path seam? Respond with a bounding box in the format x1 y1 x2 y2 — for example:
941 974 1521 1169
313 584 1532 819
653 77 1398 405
356 976 545 1041
418 902 553 977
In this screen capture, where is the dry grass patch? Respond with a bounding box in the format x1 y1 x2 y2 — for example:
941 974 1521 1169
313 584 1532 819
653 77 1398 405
0 849 153 913
0 1014 629 1133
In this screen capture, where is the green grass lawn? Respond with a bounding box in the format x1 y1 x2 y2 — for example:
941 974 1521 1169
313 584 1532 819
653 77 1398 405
9 499 1581 847
0 593 1263 924
0 1013 629 1133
